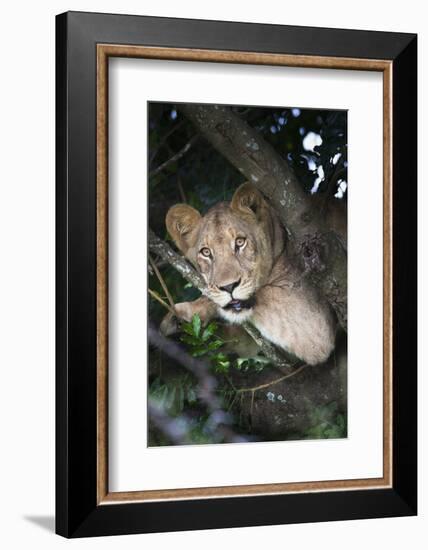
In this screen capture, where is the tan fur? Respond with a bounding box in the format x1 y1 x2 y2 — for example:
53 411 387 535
162 183 336 365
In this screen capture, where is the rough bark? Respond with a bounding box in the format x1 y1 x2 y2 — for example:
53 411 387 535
180 104 347 329
149 229 205 289
228 336 347 438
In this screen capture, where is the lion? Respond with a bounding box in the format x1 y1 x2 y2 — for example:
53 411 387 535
160 182 337 365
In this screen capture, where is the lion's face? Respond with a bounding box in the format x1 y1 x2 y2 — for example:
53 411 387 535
166 183 285 322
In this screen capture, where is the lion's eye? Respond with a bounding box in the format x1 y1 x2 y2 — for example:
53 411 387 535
235 237 246 248
200 247 212 258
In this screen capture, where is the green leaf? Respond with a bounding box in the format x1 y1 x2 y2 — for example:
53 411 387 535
235 357 246 369
187 387 197 404
325 401 338 414
206 339 224 352
191 347 209 357
192 314 201 338
235 355 270 372
212 352 228 362
214 360 230 374
180 334 200 346
181 322 195 336
324 427 341 439
150 377 161 391
336 413 345 430
201 322 218 342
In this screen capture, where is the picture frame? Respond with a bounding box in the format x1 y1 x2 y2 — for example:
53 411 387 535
56 11 417 538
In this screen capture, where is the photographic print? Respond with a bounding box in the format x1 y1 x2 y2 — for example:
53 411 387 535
57 13 417 536
148 101 348 446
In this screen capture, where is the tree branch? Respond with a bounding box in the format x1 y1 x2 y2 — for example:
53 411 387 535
179 104 310 237
149 229 206 289
149 135 198 178
241 322 299 372
149 120 184 166
149 229 297 371
179 104 347 329
148 323 247 444
148 288 175 315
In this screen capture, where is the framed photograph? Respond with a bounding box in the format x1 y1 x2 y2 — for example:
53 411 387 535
56 11 417 538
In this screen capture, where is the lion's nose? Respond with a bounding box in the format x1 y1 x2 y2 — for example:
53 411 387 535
219 279 241 294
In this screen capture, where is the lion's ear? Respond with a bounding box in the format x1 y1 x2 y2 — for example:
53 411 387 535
165 204 201 254
230 182 266 219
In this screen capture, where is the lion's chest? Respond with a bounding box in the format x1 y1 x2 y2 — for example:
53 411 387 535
217 306 253 325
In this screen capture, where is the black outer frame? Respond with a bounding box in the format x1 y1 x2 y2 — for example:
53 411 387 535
56 11 417 538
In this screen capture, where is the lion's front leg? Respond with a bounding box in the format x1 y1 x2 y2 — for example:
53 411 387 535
160 296 218 336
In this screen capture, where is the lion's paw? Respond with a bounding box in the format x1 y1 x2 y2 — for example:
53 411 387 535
159 302 194 336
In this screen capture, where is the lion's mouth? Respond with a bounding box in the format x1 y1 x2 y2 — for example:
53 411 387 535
223 296 255 312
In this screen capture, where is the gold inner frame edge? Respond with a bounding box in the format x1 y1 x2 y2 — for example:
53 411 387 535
96 44 393 505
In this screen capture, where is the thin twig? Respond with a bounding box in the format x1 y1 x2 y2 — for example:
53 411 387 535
250 390 255 421
149 135 198 178
235 364 307 394
177 175 187 203
149 254 176 311
148 288 175 315
165 145 188 203
149 120 184 166
149 229 206 290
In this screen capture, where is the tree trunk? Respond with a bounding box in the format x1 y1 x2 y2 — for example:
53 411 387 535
227 334 347 439
180 104 347 329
